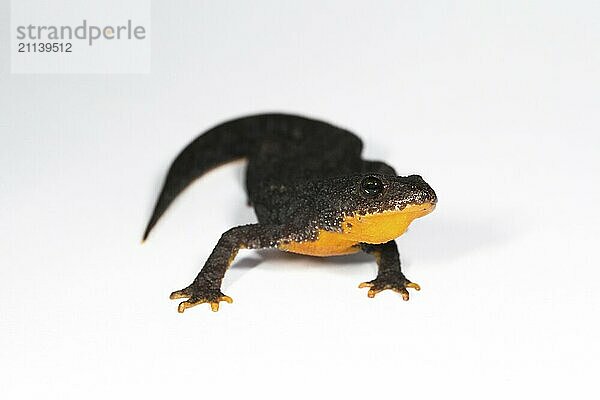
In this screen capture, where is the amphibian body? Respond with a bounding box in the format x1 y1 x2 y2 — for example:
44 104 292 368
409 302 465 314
143 113 437 312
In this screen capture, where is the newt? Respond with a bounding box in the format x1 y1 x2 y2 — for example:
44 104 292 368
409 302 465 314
143 113 437 312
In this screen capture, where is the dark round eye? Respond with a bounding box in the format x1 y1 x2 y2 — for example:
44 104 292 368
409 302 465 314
360 176 383 196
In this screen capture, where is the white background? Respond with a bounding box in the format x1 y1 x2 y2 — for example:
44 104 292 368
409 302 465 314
1 1 599 399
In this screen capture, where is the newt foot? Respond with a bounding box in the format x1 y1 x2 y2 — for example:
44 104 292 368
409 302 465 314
358 277 420 301
170 285 233 313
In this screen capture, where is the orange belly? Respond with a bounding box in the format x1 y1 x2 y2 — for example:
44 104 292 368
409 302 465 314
277 203 435 257
278 230 361 256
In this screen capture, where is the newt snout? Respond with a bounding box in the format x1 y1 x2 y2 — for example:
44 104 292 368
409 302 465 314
405 174 438 207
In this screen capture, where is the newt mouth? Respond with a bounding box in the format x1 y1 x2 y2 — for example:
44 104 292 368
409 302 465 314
403 202 436 217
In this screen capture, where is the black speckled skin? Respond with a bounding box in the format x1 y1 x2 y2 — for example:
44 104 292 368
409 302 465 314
144 113 437 312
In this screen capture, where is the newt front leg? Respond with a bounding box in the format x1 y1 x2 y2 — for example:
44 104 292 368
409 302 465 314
171 224 285 313
358 241 420 300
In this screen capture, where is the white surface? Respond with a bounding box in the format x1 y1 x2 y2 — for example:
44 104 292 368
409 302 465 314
1 1 599 399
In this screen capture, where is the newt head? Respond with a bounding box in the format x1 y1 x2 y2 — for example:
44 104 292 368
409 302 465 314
279 173 437 257
315 173 437 245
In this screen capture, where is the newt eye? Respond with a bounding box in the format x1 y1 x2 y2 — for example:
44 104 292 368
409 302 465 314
360 176 383 197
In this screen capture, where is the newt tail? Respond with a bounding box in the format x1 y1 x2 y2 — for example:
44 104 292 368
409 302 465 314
142 115 261 240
